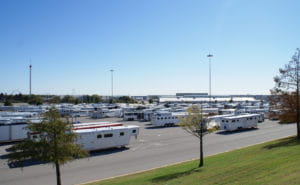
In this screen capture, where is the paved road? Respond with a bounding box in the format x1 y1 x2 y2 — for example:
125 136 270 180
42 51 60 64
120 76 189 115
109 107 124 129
0 119 296 185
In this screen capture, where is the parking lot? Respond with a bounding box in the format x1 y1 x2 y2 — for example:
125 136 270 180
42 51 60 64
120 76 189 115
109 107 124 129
0 118 297 185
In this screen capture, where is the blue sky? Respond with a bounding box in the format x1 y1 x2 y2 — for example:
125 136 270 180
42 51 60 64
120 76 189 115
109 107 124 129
1 0 300 95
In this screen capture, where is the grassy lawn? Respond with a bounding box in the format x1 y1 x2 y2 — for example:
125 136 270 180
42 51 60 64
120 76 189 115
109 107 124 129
86 136 300 185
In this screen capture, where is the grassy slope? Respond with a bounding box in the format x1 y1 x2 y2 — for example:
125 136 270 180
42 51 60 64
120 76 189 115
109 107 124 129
87 136 300 185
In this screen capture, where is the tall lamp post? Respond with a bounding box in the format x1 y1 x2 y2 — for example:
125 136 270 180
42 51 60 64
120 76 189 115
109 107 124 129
207 54 213 106
29 64 32 97
110 69 114 103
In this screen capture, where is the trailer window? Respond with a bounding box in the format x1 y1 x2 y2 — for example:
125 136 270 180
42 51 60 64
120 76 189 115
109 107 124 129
104 133 113 138
120 132 124 136
97 134 102 138
132 130 136 133
33 135 38 139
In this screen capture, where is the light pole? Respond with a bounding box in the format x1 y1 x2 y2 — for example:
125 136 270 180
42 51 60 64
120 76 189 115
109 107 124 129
206 54 213 106
29 64 32 97
110 69 114 102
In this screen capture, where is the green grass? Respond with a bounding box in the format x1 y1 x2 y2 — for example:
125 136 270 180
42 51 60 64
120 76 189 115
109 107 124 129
87 136 300 185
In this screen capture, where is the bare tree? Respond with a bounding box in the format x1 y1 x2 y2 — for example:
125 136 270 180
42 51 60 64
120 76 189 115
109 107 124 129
272 48 300 139
179 105 209 167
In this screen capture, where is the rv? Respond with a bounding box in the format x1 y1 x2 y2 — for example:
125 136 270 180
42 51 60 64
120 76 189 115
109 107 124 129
219 114 259 131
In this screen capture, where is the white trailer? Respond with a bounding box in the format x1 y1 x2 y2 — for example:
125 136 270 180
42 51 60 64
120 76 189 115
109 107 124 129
0 118 42 143
206 114 234 129
151 112 186 127
73 123 139 151
28 122 139 151
123 111 143 121
219 114 259 131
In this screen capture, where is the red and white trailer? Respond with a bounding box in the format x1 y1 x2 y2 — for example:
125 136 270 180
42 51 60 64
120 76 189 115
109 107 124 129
73 122 139 151
28 122 139 151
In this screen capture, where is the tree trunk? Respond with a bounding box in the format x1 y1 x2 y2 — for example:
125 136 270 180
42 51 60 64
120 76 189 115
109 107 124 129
297 51 300 140
297 89 300 140
199 124 204 167
55 161 61 185
199 135 203 167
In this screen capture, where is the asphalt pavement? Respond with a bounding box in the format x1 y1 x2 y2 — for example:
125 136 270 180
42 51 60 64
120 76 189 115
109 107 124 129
0 119 296 185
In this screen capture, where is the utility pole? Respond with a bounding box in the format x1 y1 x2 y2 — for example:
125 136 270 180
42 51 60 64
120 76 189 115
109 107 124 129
207 54 213 106
29 64 32 96
110 69 114 103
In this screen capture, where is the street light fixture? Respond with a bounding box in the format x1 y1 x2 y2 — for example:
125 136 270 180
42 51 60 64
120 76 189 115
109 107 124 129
110 69 114 102
206 54 213 106
29 64 32 97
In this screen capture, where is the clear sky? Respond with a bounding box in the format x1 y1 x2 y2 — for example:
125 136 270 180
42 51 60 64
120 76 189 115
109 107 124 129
1 0 300 96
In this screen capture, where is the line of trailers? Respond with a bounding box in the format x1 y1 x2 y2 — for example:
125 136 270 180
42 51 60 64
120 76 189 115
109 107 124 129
150 112 263 131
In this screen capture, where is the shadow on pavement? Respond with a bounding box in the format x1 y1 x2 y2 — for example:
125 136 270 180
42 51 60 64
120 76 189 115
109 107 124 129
145 126 178 129
89 147 129 157
216 128 258 135
3 147 129 168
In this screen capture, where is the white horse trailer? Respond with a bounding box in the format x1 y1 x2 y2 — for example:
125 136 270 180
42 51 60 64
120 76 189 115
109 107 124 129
73 123 139 151
206 114 234 129
0 118 41 143
151 112 186 127
219 114 259 131
0 122 28 143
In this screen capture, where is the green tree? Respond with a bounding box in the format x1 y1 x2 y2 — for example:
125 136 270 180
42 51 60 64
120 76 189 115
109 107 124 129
61 95 77 104
4 98 13 106
90 94 102 103
272 48 300 139
117 96 137 104
49 96 61 104
148 98 153 104
179 105 209 167
28 95 43 105
7 108 88 185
